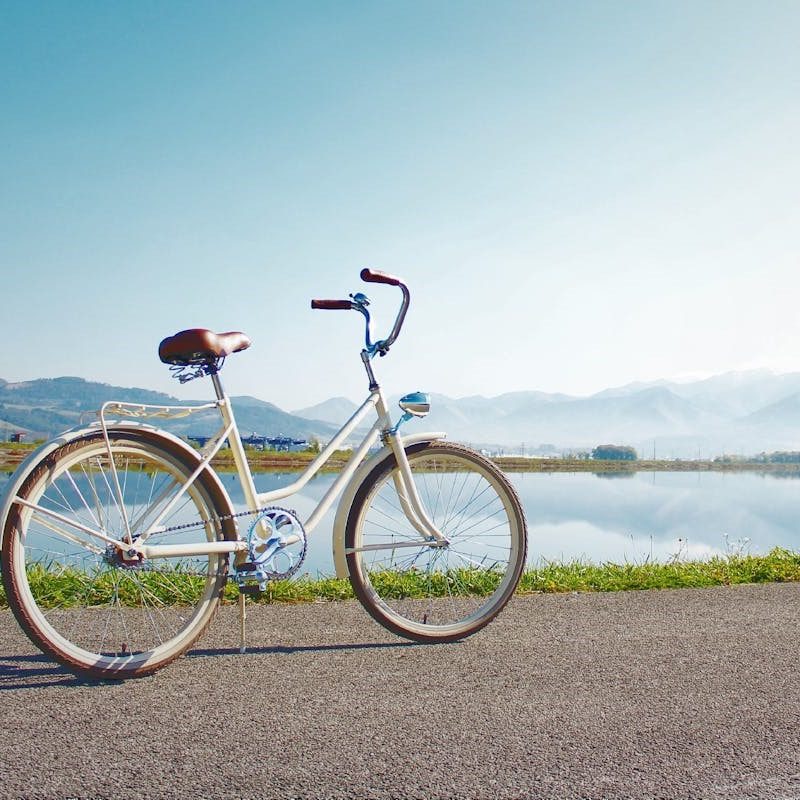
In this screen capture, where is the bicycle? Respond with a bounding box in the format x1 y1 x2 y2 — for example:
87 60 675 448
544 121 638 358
0 269 527 679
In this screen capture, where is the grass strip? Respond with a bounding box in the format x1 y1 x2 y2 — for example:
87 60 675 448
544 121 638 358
517 548 800 593
2 548 800 609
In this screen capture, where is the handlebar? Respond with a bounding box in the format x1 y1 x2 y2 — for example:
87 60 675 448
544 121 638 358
310 299 353 310
360 268 401 287
311 269 410 357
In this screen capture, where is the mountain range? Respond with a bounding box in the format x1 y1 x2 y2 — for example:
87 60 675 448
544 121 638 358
4 369 800 458
0 377 337 444
296 369 800 458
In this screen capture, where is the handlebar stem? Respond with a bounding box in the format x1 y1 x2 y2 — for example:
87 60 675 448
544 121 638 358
351 275 410 359
348 294 378 354
360 348 380 392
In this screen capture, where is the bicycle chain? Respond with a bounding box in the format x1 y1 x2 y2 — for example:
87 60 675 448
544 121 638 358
107 507 298 578
154 504 290 536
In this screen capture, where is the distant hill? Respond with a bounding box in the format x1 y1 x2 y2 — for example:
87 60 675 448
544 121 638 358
0 377 336 442
292 397 360 426
741 392 800 430
0 376 172 407
166 395 337 440
5 369 800 458
0 377 180 439
595 371 800 416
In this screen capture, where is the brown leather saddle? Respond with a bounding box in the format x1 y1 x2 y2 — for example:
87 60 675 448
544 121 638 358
158 328 251 367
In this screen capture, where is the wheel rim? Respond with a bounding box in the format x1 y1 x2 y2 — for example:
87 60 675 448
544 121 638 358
349 448 523 637
7 437 226 674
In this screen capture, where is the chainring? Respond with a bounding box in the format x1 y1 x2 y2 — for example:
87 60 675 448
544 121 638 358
237 507 307 587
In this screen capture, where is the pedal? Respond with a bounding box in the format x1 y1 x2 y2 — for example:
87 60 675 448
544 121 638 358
233 562 270 594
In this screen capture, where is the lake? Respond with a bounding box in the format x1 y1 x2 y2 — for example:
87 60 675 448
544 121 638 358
3 468 799 576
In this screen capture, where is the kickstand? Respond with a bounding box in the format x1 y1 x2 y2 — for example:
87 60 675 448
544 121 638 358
238 591 247 654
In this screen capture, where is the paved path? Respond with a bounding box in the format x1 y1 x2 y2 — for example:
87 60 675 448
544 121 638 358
2 584 800 799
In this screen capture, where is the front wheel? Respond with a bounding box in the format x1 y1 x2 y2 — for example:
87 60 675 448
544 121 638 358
345 441 527 642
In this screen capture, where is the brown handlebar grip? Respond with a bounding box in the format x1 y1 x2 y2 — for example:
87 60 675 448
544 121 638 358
311 299 353 310
360 268 402 287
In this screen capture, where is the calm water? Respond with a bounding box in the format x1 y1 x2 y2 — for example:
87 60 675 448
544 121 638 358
3 468 799 575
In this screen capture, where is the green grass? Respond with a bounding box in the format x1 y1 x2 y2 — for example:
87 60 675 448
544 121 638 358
517 548 800 593
2 548 800 609
221 575 354 604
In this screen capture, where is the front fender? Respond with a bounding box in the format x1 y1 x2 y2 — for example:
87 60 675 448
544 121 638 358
0 421 235 548
331 431 445 579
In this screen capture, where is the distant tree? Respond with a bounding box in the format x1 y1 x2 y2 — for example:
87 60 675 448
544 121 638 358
591 444 638 461
765 451 800 464
714 454 746 464
307 437 321 454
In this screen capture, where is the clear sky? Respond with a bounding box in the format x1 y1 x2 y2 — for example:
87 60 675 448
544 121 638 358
2 1 799 411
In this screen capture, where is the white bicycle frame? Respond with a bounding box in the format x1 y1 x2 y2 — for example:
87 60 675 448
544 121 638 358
0 271 446 580
91 375 445 564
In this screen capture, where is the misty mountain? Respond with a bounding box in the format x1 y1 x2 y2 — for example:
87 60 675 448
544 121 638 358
406 373 800 456
292 397 361 426
740 392 800 430
594 371 800 419
5 369 800 458
421 386 717 449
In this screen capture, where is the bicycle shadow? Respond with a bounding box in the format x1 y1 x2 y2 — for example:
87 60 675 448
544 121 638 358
0 639 435 690
187 639 430 658
0 652 101 691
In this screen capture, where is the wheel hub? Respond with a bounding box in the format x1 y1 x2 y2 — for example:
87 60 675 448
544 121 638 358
103 542 145 570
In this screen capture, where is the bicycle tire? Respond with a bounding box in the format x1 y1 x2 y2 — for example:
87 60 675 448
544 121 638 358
1 429 236 679
345 441 527 642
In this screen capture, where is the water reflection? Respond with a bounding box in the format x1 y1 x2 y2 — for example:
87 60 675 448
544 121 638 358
514 470 800 565
1 469 798 574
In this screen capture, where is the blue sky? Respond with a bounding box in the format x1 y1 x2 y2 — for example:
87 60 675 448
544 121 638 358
2 1 799 411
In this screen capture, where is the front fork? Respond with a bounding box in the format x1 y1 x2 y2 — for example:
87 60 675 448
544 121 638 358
383 430 448 546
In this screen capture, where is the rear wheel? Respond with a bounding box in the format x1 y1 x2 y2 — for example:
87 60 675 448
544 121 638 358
1 430 235 679
345 442 527 642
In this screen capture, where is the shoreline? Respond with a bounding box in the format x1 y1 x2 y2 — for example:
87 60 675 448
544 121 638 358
2 442 800 474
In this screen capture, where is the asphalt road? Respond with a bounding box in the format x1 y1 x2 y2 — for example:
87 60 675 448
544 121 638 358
2 584 800 799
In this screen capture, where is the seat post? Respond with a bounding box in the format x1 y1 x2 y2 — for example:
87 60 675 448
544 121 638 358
210 371 227 402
